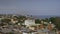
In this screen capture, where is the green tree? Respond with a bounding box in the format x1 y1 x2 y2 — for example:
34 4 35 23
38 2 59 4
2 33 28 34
19 16 26 20
35 19 41 24
44 18 49 22
49 17 60 30
1 18 11 24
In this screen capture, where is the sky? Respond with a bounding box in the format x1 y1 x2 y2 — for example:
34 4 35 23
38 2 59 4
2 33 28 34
0 0 60 15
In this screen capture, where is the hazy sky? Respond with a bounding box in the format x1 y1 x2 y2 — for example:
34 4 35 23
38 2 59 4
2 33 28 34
0 0 60 15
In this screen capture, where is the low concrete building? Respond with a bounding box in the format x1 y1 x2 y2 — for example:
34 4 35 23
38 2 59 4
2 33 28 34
11 19 18 24
24 19 35 27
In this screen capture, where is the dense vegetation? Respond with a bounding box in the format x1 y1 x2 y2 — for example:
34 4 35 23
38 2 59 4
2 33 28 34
35 17 60 30
49 17 60 30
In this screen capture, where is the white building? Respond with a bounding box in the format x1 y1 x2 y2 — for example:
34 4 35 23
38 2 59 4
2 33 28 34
24 19 35 27
11 19 18 24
